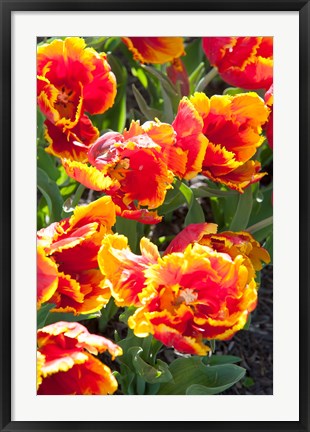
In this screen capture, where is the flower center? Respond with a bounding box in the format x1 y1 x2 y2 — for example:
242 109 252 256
55 86 75 119
175 288 198 306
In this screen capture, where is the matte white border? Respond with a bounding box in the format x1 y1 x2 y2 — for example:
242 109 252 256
12 11 299 422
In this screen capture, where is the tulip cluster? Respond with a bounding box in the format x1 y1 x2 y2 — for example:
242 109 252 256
37 36 273 395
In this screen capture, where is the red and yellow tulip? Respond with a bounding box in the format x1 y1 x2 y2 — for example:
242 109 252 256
128 242 259 355
98 234 160 307
62 120 178 223
37 321 122 395
37 196 116 314
37 37 116 161
202 37 273 90
122 37 185 64
184 92 270 192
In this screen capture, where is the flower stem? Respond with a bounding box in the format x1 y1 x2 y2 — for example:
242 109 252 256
246 216 273 235
195 67 218 92
72 183 85 208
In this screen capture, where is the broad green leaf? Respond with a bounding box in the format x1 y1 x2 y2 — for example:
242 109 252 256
193 186 237 198
60 183 77 199
206 355 242 366
37 196 49 229
119 306 137 325
242 314 252 330
37 147 60 182
115 216 140 252
158 356 245 395
102 36 121 52
142 65 179 99
145 383 161 395
229 186 253 231
44 310 101 326
98 298 119 332
37 108 46 144
37 303 55 329
158 187 186 215
183 38 204 75
243 376 255 388
37 167 63 223
248 185 272 227
131 66 148 88
84 36 108 51
223 86 248 96
160 84 174 123
131 348 173 384
100 54 127 132
185 198 205 225
132 84 162 120
178 182 205 226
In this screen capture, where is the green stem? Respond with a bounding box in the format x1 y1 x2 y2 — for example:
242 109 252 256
72 183 85 208
246 216 273 235
195 67 218 92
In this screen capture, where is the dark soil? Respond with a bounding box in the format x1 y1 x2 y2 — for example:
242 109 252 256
220 264 273 395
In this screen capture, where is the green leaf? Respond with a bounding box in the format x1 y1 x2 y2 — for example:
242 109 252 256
223 86 248 96
178 182 205 226
44 310 101 326
98 298 119 332
145 383 161 395
115 216 141 253
189 62 205 95
229 186 253 231
103 36 121 52
37 108 46 144
132 84 162 120
206 355 242 366
248 185 272 227
131 66 148 88
131 348 173 384
183 38 204 76
243 376 255 388
246 215 273 236
37 147 60 182
100 54 127 132
37 303 55 329
142 65 179 99
242 314 252 330
160 84 174 123
37 196 49 229
37 167 63 223
195 67 218 92
119 306 137 325
193 186 237 198
158 357 245 395
157 186 186 215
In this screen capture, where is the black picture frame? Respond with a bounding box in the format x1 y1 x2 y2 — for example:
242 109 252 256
1 1 309 431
